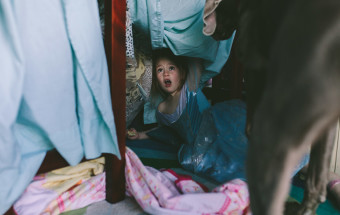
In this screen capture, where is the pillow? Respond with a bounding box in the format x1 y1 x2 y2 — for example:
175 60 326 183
126 49 153 127
126 4 154 127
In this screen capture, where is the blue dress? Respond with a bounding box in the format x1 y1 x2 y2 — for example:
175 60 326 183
156 84 248 183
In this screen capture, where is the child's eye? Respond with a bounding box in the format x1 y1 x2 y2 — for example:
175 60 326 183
157 68 163 73
169 66 176 71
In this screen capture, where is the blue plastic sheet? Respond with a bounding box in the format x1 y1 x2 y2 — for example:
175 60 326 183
178 100 248 183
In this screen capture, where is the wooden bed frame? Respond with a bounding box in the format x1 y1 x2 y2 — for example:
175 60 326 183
5 0 126 214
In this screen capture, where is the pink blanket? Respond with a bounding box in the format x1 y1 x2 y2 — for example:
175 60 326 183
14 173 105 215
125 147 251 215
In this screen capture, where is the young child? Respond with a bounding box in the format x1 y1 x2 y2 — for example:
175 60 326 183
127 48 249 183
126 48 188 139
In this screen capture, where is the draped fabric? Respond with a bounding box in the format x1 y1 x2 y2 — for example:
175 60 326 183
0 0 120 212
125 147 251 215
127 0 235 124
128 0 234 81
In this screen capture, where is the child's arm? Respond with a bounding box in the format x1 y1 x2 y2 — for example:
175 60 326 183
126 127 159 140
126 128 148 140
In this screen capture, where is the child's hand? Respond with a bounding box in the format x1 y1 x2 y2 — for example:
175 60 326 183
126 128 139 140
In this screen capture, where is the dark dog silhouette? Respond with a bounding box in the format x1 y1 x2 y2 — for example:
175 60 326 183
203 0 340 214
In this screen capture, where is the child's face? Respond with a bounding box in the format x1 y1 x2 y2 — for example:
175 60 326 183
155 58 182 96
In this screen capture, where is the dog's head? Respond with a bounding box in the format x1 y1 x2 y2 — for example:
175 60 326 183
203 0 239 40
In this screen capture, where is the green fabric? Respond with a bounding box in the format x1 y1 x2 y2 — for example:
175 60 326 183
131 148 178 160
289 185 340 215
140 158 181 169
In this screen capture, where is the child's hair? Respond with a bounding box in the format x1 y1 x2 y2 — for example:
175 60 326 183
149 48 188 107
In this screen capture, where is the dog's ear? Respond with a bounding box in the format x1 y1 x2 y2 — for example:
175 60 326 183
203 0 222 36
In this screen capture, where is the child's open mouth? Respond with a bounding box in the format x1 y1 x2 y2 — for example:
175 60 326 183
164 79 172 87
